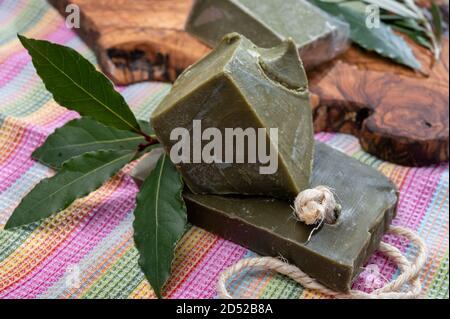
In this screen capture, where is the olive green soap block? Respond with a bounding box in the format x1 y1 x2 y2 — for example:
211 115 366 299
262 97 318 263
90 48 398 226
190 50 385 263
151 33 314 200
184 143 399 292
186 0 350 69
131 142 398 291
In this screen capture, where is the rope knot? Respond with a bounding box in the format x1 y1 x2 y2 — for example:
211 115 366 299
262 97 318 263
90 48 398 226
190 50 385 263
294 185 341 225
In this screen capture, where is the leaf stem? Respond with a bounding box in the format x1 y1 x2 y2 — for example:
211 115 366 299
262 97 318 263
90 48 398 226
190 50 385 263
138 135 160 151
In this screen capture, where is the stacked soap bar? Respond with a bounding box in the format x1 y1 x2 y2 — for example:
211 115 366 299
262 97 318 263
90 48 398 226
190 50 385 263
185 0 350 69
131 142 398 292
184 142 398 292
144 30 398 291
151 33 314 200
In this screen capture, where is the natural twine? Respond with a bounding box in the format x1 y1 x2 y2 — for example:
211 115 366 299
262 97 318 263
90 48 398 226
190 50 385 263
217 186 428 299
293 185 340 225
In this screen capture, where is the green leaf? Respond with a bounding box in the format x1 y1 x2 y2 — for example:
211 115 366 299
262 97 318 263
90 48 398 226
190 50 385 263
391 18 426 33
392 25 433 51
4 150 135 229
380 14 405 21
138 120 155 137
310 0 421 70
133 154 187 298
319 0 347 3
430 2 443 41
33 117 146 168
130 147 165 185
18 35 141 133
362 0 419 19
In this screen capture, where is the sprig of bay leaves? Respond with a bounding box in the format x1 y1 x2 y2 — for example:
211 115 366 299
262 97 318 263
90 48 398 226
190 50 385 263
310 0 444 70
373 0 443 59
6 2 444 295
5 35 186 298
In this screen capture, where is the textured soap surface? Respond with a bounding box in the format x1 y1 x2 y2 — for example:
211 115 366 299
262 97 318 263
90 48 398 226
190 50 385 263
186 0 350 69
151 33 314 200
183 142 398 292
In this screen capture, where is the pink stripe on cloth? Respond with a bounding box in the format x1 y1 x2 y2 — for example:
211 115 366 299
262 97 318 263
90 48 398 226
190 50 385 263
1 25 76 78
314 132 335 143
0 51 31 87
0 176 138 299
395 165 446 230
353 164 447 291
0 110 79 193
39 111 79 135
0 124 47 193
1 20 74 63
41 24 76 44
170 239 247 299
0 27 92 191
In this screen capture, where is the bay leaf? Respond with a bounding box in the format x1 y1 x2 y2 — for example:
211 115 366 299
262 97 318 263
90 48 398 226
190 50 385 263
362 0 419 19
391 18 426 33
138 119 155 137
310 0 422 70
133 154 187 298
4 150 135 229
392 25 433 51
130 147 165 183
18 35 141 133
431 2 443 41
33 117 146 168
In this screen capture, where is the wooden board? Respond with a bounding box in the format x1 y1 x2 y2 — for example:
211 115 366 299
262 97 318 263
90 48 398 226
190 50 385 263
48 0 449 166
48 0 210 84
309 39 449 166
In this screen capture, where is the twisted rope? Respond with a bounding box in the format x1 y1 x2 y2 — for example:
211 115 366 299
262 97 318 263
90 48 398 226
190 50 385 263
217 226 427 299
217 187 427 299
293 185 340 225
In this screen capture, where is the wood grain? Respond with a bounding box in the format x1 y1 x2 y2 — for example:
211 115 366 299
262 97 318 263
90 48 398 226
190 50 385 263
309 39 449 166
48 0 449 166
48 0 210 85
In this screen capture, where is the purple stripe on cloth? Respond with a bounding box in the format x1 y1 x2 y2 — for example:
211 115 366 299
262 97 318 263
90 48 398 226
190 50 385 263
0 176 138 299
171 239 247 298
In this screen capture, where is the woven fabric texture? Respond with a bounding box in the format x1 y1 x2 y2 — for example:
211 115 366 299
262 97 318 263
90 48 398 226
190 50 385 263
0 0 448 299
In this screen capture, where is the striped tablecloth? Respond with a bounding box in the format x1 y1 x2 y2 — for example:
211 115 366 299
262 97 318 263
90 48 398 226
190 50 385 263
0 0 448 299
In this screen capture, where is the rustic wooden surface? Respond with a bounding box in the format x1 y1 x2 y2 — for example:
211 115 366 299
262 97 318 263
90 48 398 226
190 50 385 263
48 0 449 166
48 0 210 84
309 39 449 166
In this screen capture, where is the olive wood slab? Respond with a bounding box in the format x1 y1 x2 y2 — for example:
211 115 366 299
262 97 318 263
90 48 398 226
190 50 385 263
48 0 449 166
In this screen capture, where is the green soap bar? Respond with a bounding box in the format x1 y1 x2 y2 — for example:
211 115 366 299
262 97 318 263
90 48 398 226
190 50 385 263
183 143 398 292
151 33 313 200
186 0 350 69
